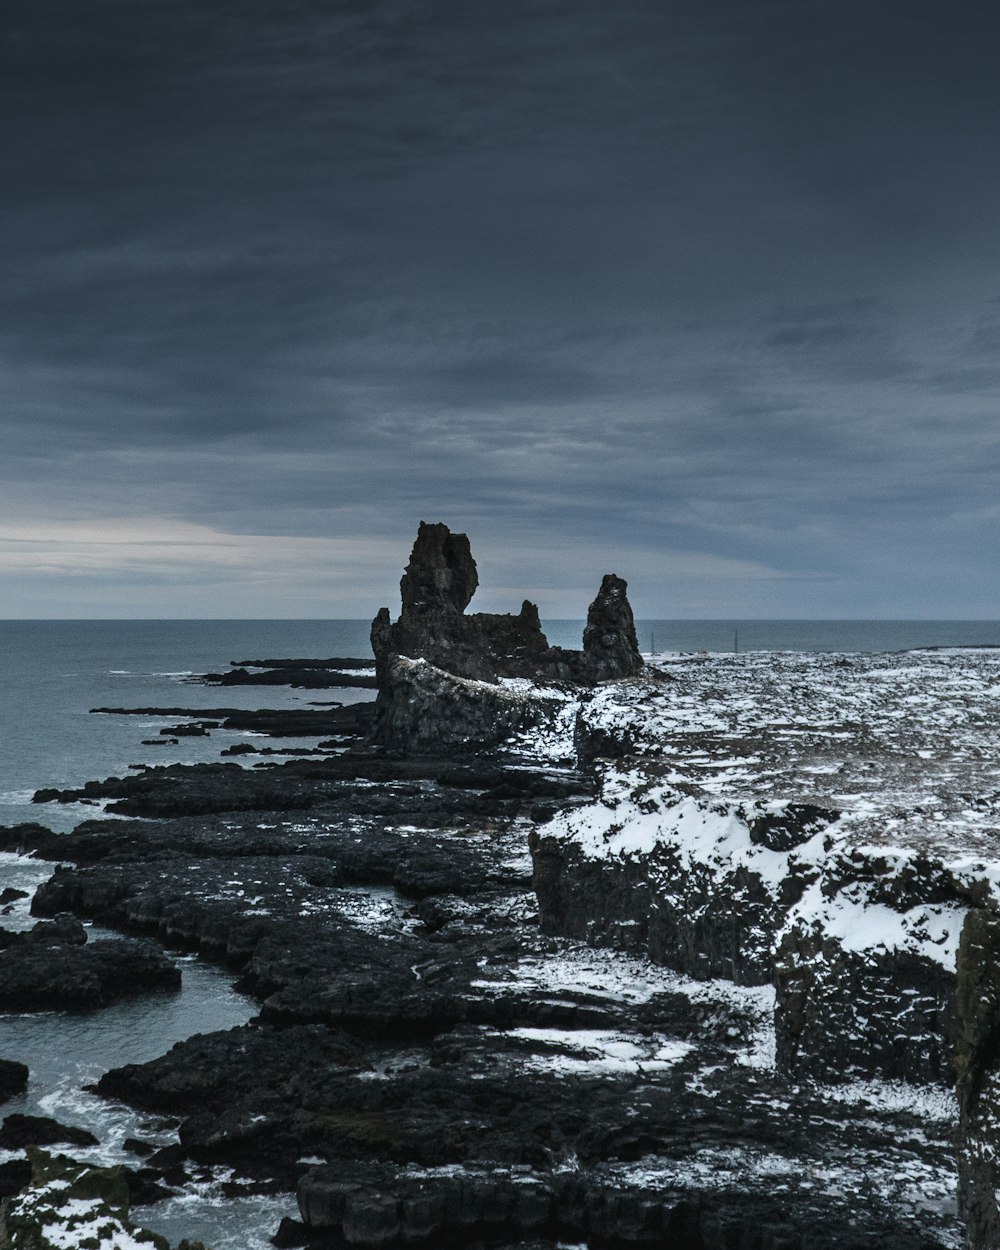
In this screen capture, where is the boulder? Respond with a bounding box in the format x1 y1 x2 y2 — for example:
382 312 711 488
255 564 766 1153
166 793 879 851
0 1059 28 1106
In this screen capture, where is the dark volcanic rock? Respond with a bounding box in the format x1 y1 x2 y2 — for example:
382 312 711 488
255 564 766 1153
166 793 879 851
370 523 550 687
580 573 643 683
88 705 375 739
204 665 377 690
294 1159 938 1250
0 1058 28 1105
370 656 557 756
0 936 180 1010
21 914 88 946
775 921 957 1083
0 824 62 856
25 756 959 1248
369 522 643 753
98 1023 363 1116
11 627 970 1247
29 745 565 821
0 1114 99 1149
0 1156 31 1197
956 907 1000 1247
231 657 374 670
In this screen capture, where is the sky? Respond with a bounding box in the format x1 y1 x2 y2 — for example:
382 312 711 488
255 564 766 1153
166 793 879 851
3 0 1000 618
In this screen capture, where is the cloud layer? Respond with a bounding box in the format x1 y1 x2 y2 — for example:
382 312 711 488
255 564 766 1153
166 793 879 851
3 1 999 616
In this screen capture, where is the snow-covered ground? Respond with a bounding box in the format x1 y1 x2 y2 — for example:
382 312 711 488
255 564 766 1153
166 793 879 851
518 648 1000 976
564 647 1000 871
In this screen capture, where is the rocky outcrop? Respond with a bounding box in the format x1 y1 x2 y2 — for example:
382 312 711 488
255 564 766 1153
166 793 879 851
956 908 1000 1249
582 573 644 682
368 655 559 755
0 1148 198 1250
530 649 1000 1091
0 1061 27 1108
532 778 964 1084
371 523 550 686
369 522 643 752
0 923 180 1011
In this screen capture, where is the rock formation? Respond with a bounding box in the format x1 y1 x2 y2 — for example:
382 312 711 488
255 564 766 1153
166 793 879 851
369 521 643 751
956 908 1000 1249
582 573 644 682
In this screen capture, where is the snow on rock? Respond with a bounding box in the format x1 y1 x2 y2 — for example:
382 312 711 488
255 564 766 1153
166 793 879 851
528 648 1000 1085
3 1150 173 1249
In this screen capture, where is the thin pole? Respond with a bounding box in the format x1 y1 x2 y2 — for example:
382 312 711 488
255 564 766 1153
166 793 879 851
734 628 739 654
651 631 655 656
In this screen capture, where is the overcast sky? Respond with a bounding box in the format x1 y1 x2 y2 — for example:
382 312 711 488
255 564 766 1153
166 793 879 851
3 0 999 617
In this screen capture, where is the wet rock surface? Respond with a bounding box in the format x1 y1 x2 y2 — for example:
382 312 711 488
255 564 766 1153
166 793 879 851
0 1114 99 1150
0 1060 27 1106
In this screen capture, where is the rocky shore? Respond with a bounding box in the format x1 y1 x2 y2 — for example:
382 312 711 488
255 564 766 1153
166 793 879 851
2 524 998 1248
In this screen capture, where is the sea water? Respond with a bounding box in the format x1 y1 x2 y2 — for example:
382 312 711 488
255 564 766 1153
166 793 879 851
2 617 1000 1246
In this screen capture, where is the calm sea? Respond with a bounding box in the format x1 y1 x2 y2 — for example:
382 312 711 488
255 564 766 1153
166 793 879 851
2 617 1000 832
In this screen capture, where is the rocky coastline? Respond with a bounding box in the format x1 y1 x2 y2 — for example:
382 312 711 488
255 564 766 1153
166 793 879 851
1 524 999 1248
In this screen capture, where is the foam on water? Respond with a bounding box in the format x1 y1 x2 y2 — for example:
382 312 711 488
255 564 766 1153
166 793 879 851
0 939 288 1246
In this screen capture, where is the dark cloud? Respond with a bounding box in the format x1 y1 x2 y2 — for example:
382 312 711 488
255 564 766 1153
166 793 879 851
2 0 999 615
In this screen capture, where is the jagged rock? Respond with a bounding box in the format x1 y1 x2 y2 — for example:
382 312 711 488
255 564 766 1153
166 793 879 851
400 521 479 615
369 522 643 753
581 573 643 682
372 523 540 684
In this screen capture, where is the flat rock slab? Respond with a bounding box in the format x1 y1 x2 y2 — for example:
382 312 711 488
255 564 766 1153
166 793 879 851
0 1113 98 1149
0 937 180 1011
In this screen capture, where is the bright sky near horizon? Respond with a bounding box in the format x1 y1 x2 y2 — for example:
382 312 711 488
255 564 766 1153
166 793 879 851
3 1 1000 618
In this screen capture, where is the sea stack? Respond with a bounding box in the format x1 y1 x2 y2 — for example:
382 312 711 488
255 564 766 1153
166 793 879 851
369 521 643 752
